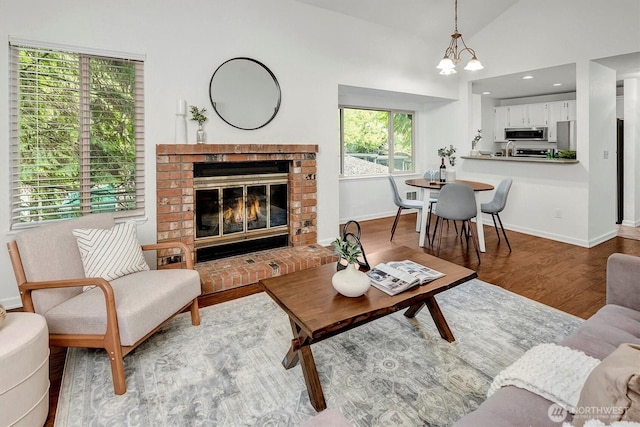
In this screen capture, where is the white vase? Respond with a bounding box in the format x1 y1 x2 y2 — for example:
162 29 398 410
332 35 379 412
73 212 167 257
446 169 456 182
196 124 206 144
332 263 370 297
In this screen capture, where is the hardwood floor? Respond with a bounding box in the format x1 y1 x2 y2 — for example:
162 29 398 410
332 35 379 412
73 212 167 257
42 214 640 426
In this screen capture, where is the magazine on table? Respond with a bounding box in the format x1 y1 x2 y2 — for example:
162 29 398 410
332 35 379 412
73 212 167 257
366 260 446 296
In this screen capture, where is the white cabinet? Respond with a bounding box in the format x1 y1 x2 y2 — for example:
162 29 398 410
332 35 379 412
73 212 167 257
507 105 526 127
526 103 548 127
547 101 576 141
494 107 509 141
507 103 548 127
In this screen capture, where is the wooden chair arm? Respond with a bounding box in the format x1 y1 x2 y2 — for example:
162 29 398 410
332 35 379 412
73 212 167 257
19 277 111 292
18 277 120 342
141 241 194 269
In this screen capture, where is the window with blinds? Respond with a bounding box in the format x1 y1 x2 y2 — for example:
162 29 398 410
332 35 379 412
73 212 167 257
9 44 145 229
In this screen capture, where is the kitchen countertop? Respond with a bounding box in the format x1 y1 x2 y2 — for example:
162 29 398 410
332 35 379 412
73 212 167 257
461 155 579 164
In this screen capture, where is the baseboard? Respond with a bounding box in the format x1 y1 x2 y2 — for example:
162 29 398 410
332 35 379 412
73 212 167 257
1 296 23 310
621 219 640 227
587 229 619 247
339 210 415 225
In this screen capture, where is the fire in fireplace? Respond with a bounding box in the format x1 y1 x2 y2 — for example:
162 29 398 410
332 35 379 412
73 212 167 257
194 161 289 262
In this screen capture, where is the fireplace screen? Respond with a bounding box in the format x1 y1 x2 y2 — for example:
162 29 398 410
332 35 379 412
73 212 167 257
196 182 288 239
194 166 289 261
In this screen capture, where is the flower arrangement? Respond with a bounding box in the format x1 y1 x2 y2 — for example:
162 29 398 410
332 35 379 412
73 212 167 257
189 106 208 126
472 129 482 150
438 145 457 167
331 237 362 265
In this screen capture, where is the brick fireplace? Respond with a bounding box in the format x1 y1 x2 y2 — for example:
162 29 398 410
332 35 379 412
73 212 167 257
156 144 336 294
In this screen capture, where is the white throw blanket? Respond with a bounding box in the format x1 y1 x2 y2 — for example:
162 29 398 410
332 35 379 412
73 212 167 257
488 343 600 413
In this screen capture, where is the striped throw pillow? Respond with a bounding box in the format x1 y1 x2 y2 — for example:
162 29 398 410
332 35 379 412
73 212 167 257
73 221 150 282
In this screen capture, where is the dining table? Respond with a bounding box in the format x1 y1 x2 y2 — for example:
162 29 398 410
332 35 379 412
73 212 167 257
405 178 494 252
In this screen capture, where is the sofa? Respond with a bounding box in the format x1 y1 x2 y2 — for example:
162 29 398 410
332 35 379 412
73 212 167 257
454 253 640 426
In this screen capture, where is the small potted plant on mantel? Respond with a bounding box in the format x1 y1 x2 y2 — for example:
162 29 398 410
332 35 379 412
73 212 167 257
190 105 208 144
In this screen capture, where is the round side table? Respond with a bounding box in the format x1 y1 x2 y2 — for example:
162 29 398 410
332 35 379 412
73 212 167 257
0 312 49 427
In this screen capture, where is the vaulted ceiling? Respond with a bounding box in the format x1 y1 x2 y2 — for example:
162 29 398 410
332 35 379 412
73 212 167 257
294 0 519 42
294 0 640 99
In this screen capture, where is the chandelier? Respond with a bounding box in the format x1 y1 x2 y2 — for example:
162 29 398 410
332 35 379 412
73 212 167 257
436 0 483 75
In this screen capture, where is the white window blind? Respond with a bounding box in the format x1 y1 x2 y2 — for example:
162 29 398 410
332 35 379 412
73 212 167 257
9 44 145 228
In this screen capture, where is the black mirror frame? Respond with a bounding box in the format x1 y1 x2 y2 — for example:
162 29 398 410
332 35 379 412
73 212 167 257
208 57 282 131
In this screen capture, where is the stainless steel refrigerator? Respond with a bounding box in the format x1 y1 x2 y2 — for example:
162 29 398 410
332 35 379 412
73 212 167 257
556 120 576 151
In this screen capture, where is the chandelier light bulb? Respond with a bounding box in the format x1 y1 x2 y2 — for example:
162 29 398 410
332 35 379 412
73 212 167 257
437 57 456 70
464 57 484 71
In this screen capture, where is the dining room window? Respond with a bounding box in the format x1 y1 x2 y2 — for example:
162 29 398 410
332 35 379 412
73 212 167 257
8 42 145 228
339 106 415 177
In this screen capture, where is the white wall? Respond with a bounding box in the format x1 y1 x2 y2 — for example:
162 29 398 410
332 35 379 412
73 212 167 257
0 0 457 307
623 78 640 226
585 62 618 243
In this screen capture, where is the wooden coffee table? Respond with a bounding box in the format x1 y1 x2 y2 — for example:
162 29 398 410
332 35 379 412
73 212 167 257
259 245 477 412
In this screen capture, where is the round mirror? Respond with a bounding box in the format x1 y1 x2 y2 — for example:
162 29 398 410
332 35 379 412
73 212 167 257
209 57 281 130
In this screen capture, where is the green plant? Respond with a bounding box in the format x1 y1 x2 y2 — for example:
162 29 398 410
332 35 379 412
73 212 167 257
331 237 362 264
438 144 457 167
472 129 482 149
189 106 208 126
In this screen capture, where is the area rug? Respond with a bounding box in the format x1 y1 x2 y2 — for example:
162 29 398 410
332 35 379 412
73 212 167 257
55 279 582 427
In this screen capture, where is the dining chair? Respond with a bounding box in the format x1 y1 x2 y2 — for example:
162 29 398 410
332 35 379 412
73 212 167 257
388 175 423 240
432 183 481 263
481 178 513 252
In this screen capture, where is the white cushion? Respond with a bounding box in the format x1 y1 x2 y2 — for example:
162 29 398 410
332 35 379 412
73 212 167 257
73 221 149 283
43 269 201 345
0 313 49 427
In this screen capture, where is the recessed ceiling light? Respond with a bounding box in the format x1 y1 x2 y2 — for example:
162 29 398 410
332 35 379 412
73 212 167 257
522 75 534 80
553 83 563 87
482 91 491 95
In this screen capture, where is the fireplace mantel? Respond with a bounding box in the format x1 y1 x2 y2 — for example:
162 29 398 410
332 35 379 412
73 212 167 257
156 144 319 270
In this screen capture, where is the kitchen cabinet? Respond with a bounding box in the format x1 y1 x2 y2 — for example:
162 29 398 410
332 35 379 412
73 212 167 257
507 103 548 127
494 106 509 141
507 105 526 126
547 100 576 141
526 103 548 127
494 100 576 143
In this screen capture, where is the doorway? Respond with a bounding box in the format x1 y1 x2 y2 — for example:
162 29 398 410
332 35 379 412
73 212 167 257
616 118 624 224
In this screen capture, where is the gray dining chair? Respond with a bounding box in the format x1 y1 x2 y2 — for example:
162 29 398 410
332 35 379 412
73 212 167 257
432 182 481 263
481 178 513 252
388 175 423 240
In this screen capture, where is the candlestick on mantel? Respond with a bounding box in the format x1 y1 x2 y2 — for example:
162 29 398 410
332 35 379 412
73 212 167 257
175 99 187 144
176 99 187 116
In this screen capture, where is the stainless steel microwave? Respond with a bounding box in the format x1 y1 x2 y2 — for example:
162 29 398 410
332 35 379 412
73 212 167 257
504 127 548 141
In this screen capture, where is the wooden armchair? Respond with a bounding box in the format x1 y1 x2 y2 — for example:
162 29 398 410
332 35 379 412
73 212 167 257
7 213 201 395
